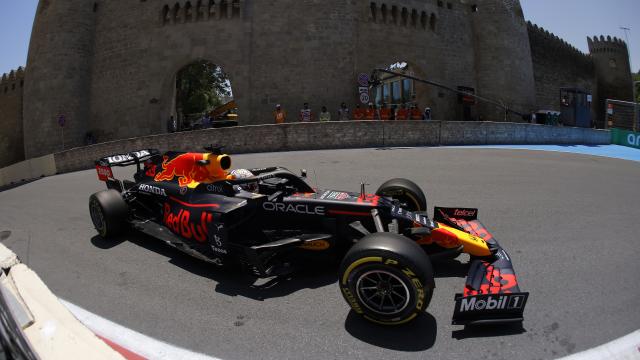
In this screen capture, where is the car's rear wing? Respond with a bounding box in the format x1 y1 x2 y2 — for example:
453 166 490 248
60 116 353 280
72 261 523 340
95 149 159 181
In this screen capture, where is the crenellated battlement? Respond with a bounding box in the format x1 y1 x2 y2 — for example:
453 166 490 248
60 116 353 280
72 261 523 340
160 0 243 26
368 2 437 32
587 35 629 54
527 21 592 65
0 66 25 96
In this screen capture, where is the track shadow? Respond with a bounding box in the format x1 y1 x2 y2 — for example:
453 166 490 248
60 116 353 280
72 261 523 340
344 311 437 351
451 322 526 340
90 235 126 249
97 232 339 301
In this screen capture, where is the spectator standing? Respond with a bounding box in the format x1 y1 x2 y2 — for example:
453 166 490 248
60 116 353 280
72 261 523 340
319 106 331 122
337 102 350 121
299 103 314 122
167 115 177 132
379 103 391 121
273 104 287 124
423 107 432 121
410 104 423 120
353 104 365 120
202 114 212 128
396 104 409 120
365 103 377 120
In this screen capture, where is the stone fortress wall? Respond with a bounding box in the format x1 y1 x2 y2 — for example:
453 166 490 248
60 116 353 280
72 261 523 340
0 68 25 167
0 0 634 168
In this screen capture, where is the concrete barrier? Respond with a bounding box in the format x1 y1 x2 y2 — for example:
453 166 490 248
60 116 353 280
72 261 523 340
0 154 56 187
0 121 611 180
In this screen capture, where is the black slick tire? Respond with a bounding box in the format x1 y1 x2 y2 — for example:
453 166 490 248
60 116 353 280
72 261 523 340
376 178 427 212
89 190 128 238
338 232 435 325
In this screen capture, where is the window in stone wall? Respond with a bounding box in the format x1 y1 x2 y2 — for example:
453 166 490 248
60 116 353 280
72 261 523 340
12 84 15 90
609 59 617 68
162 5 170 25
370 3 377 22
430 13 436 31
420 11 427 29
391 6 398 24
411 9 418 27
401 7 408 26
220 0 228 18
208 0 216 18
196 0 204 20
437 1 443 7
381 4 388 23
20 80 24 87
232 0 240 18
184 1 193 22
447 2 452 9
172 3 181 23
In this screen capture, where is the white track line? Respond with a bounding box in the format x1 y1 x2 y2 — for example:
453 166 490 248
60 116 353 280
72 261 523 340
557 330 640 360
60 299 221 360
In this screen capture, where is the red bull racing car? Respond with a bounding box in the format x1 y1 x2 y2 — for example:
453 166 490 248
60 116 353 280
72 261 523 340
89 147 528 326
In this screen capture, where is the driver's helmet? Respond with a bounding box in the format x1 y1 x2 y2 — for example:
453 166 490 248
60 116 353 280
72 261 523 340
230 168 258 193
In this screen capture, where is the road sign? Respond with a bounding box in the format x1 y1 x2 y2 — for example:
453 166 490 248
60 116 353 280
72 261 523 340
358 73 369 87
57 114 66 127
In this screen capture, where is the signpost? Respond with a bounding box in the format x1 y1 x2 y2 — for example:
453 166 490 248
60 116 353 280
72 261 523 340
357 73 370 105
57 114 66 150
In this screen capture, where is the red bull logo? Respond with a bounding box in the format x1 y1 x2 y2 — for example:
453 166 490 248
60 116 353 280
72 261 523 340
154 153 231 188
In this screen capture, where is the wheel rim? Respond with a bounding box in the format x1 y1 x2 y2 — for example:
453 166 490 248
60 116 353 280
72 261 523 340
355 269 411 316
89 198 105 234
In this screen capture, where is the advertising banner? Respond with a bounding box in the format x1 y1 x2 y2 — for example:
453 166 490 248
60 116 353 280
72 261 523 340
611 128 640 149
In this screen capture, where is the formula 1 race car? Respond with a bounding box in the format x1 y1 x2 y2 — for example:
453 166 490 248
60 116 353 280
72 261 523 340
89 147 528 326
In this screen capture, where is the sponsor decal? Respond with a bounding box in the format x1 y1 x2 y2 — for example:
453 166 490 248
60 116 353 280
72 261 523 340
162 203 213 243
454 209 477 218
179 187 188 195
341 287 363 314
154 153 221 188
145 162 157 177
321 191 350 200
298 239 331 251
106 150 151 165
95 165 113 181
459 294 526 313
138 184 167 196
206 184 225 193
262 202 326 215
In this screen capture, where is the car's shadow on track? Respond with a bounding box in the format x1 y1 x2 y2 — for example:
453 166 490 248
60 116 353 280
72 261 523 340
92 233 339 301
452 323 526 339
344 311 437 351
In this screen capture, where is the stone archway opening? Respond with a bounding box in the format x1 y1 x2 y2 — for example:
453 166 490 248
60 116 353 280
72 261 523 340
171 60 236 131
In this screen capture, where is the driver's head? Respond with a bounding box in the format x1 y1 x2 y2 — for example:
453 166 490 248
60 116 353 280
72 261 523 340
230 168 258 193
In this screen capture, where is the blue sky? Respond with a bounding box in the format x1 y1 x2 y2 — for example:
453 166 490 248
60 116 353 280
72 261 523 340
0 0 639 76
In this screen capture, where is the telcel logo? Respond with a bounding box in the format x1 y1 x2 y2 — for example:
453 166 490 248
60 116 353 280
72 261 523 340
627 134 640 147
459 295 525 312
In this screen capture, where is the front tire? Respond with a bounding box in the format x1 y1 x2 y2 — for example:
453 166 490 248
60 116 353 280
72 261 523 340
376 178 427 212
339 233 435 325
89 190 128 238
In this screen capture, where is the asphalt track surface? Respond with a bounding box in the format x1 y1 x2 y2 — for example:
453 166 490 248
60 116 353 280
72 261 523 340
1 147 639 360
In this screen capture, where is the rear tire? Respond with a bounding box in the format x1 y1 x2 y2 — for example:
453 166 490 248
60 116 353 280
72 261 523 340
338 233 434 325
89 190 128 238
376 178 427 212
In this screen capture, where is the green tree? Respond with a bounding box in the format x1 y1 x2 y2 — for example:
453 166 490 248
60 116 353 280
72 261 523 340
176 61 231 116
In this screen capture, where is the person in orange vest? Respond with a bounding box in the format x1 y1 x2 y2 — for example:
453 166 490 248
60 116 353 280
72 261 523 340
273 104 286 124
396 104 409 120
379 103 391 121
410 104 423 120
365 103 377 120
353 104 365 120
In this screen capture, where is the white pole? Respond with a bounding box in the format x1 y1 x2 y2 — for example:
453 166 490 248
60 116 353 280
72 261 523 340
620 27 637 131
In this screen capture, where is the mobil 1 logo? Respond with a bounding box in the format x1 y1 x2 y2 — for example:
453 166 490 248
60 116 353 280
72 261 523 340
452 292 529 325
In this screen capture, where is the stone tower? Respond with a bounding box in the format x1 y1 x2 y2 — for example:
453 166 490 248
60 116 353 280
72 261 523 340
471 0 536 121
23 0 96 158
588 35 634 125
